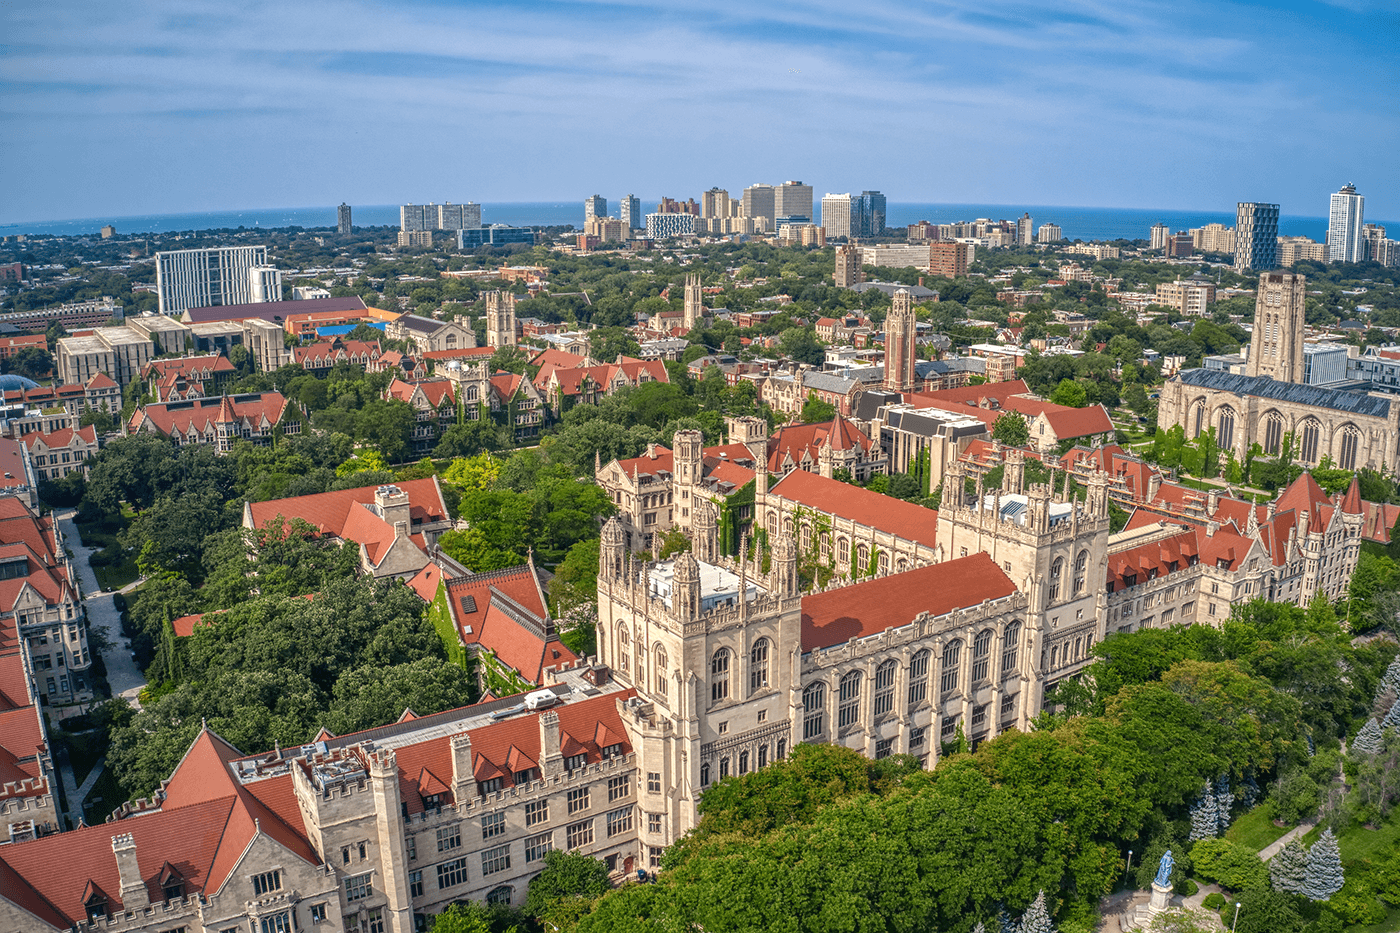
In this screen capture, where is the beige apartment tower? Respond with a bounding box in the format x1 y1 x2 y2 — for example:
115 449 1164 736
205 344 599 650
1245 273 1306 384
834 244 863 288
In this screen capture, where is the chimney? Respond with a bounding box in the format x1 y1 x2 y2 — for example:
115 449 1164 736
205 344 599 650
538 710 564 779
450 732 474 802
111 833 149 909
374 484 411 532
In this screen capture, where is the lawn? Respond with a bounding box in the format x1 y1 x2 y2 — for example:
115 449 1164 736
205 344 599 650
1224 806 1291 851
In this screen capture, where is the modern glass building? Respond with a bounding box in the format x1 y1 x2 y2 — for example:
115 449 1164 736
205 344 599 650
1234 202 1280 272
458 226 535 249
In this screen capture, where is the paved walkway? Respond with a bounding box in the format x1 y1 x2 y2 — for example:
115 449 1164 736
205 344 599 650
1259 821 1317 861
56 510 147 707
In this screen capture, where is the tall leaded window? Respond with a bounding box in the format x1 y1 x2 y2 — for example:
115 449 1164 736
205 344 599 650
1339 428 1359 471
1193 403 1205 438
873 660 897 717
654 645 668 700
1001 621 1021 677
617 624 630 674
971 630 992 685
1218 408 1235 451
940 640 962 695
907 649 930 708
749 638 770 693
1263 414 1283 455
1047 558 1063 604
837 671 862 729
1073 549 1088 596
803 682 826 739
1301 421 1321 463
711 648 730 703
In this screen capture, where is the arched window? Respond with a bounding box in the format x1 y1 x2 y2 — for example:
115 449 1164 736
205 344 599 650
1073 637 1083 660
719 757 730 779
1192 403 1205 438
758 744 768 768
1001 621 1021 677
701 763 710 786
800 523 811 550
749 638 770 694
803 682 826 739
837 671 862 729
738 750 749 775
466 384 479 402
878 552 889 574
1218 408 1235 452
873 660 898 717
636 645 646 687
820 532 830 559
1073 549 1088 596
856 543 870 570
783 516 794 535
777 738 787 759
1047 558 1063 604
1263 413 1283 455
838 538 850 566
1301 420 1321 463
971 630 993 685
907 649 930 708
618 624 630 674
767 513 777 536
940 640 962 695
896 557 909 572
653 645 668 701
486 886 513 905
710 648 730 703
1339 427 1360 471
1050 645 1059 668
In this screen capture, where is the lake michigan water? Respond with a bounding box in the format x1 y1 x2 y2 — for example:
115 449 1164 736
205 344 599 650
3 202 1382 245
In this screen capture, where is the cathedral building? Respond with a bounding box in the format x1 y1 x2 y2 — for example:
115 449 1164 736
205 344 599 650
1160 272 1400 470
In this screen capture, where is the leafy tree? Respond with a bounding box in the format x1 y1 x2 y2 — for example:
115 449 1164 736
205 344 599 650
441 453 502 491
523 849 611 919
1302 829 1344 901
3 346 52 380
1233 884 1306 933
799 393 836 423
1049 379 1087 408
324 658 477 735
992 411 1030 446
354 398 416 462
1189 839 1267 891
436 418 510 459
429 902 521 933
778 326 825 365
1269 838 1308 894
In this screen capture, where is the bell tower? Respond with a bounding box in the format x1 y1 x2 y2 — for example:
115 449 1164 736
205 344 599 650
485 289 517 348
673 428 704 532
683 274 704 331
883 288 917 393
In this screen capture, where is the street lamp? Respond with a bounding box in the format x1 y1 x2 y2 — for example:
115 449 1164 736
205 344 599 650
1232 901 1241 933
1125 849 1133 881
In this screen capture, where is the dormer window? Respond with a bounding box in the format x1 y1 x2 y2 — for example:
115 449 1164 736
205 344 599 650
423 793 441 812
513 768 538 785
479 777 504 795
85 896 108 922
158 861 186 902
564 753 587 772
602 743 624 759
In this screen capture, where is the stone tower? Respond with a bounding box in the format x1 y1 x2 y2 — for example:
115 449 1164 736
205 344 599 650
1245 272 1305 384
485 289 517 348
725 414 769 465
883 288 917 393
683 274 704 331
672 428 704 532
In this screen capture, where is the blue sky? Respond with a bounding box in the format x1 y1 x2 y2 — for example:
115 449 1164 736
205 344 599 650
2 0 1397 224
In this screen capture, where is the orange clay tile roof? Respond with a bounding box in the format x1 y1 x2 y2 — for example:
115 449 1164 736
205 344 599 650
767 414 873 472
423 347 495 361
245 477 447 541
769 469 939 547
447 564 577 684
801 553 1015 651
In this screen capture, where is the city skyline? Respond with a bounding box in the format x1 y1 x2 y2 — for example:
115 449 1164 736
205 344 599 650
2 0 1397 225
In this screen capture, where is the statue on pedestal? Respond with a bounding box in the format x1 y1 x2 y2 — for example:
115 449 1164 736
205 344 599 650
1154 850 1174 888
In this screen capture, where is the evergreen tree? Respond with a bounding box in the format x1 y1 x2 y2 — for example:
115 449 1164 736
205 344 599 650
1379 656 1400 703
1214 774 1235 834
1189 783 1219 840
971 924 988 933
1385 697 1400 732
1018 890 1055 933
1302 829 1345 902
1240 771 1261 809
1306 733 1316 757
1353 717 1384 755
1269 839 1308 895
996 904 1018 933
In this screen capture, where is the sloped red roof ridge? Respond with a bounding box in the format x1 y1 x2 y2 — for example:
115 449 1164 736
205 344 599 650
245 477 448 541
768 469 939 548
801 553 1016 651
445 563 578 684
766 415 873 472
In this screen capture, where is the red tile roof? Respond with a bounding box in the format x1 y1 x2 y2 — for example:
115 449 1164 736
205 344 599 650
245 477 447 541
447 564 577 684
128 392 290 440
423 347 495 362
767 414 873 472
769 470 939 547
801 553 1016 651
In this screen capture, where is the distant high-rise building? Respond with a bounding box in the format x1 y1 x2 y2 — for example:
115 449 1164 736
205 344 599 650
1327 184 1364 264
701 188 731 220
248 265 283 303
438 203 482 231
338 203 352 235
1246 272 1306 384
646 213 695 239
1016 213 1034 246
1362 224 1388 263
400 204 437 232
821 193 854 239
100 224 116 239
1190 223 1235 254
1165 232 1194 258
1234 202 1280 272
1276 236 1327 267
883 289 917 393
856 191 887 236
584 195 607 225
928 242 972 278
834 244 863 288
1150 223 1170 250
620 195 642 231
742 184 776 227
774 182 813 225
155 245 269 316
1037 223 1063 244
656 197 699 215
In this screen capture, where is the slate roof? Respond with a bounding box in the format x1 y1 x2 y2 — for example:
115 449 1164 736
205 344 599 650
1176 368 1392 417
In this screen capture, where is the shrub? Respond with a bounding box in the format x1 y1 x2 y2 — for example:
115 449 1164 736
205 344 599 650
1191 838 1269 892
1203 893 1226 910
1176 878 1198 896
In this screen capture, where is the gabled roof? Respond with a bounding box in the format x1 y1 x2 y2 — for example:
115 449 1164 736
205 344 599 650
801 553 1016 651
19 425 98 453
766 415 873 472
446 563 577 684
129 393 290 439
769 470 939 547
245 478 449 556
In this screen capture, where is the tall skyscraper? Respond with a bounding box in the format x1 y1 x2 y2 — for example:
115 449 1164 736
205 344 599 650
742 184 776 227
155 245 269 315
620 195 642 230
1016 213 1034 246
584 195 607 225
821 193 854 239
1362 224 1388 263
438 203 482 230
1327 184 1364 263
856 191 887 236
1234 202 1280 272
834 244 863 287
883 289 917 393
337 203 352 236
774 181 813 223
701 188 731 219
1150 223 1170 250
400 204 437 232
1246 272 1306 384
